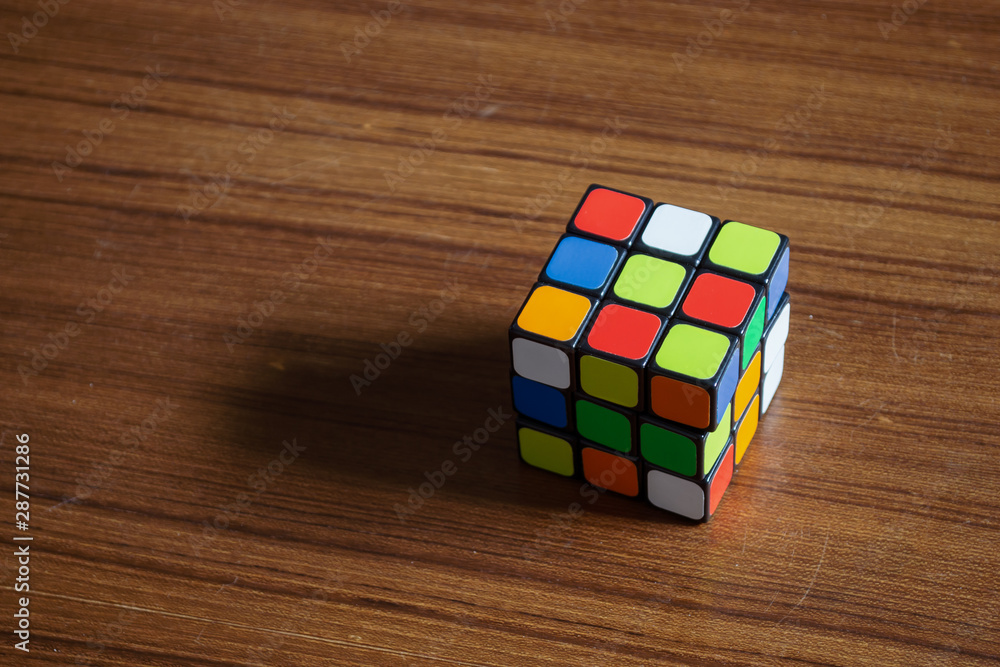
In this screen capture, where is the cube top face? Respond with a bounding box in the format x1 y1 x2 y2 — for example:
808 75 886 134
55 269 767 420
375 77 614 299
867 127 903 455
611 254 689 313
708 221 781 277
639 203 717 262
586 303 662 361
542 235 621 294
681 271 757 330
654 322 733 381
516 284 593 342
568 185 651 245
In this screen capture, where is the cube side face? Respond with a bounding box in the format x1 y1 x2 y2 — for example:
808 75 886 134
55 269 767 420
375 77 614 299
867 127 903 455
634 203 720 265
735 393 761 466
566 184 653 248
762 293 790 371
761 345 785 417
540 234 626 298
767 246 791 320
517 419 577 477
735 347 762 419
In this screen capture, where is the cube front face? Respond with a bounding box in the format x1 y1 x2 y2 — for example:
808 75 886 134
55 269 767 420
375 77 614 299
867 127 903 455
509 184 791 521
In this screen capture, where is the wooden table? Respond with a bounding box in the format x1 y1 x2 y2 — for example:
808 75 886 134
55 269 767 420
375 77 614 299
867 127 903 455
2 0 998 664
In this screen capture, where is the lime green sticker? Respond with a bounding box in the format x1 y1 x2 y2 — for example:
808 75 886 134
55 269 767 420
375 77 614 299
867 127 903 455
613 254 687 309
580 355 638 408
742 298 766 369
654 324 730 380
577 400 632 453
709 222 780 275
519 428 574 476
640 423 696 476
704 403 731 467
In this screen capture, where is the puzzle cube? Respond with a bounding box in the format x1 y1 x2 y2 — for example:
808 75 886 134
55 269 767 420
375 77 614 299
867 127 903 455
509 185 791 522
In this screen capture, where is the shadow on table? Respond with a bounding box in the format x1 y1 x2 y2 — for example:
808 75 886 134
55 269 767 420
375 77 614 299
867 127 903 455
224 326 679 526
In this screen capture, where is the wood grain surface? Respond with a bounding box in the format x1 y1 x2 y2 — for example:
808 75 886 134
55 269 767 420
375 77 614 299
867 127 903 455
1 0 999 664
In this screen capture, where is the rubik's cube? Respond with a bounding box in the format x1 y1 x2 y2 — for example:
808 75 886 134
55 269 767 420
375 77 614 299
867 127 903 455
509 185 790 521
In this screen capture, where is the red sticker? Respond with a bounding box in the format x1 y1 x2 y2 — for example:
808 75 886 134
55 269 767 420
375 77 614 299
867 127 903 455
587 304 662 360
682 272 755 328
574 188 647 241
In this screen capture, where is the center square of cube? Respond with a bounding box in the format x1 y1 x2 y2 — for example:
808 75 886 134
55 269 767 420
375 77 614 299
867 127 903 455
611 253 692 315
578 303 665 410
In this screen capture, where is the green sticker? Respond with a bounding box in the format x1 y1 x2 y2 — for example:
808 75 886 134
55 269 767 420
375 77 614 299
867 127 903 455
704 404 731 467
519 428 574 476
613 254 687 309
577 400 632 453
709 222 780 275
640 423 697 476
580 355 639 408
654 324 730 380
742 298 766 369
